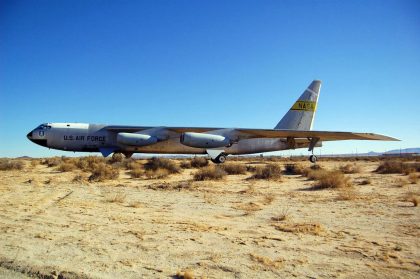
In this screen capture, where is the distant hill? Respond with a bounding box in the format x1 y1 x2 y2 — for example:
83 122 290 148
384 148 420 154
319 147 420 157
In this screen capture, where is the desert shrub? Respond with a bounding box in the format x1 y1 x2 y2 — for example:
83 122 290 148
250 164 282 180
76 156 106 171
283 163 305 175
249 253 284 269
375 161 420 175
175 269 194 279
271 206 290 222
72 174 87 183
42 157 62 167
408 173 418 184
302 165 329 180
130 168 143 178
57 162 76 172
0 159 24 171
180 160 192 169
106 193 126 203
144 169 170 179
123 159 141 170
220 163 247 175
246 165 257 172
193 166 227 181
190 157 209 168
109 153 124 164
313 171 352 189
88 163 119 182
30 159 39 167
404 192 418 207
144 157 180 174
339 163 361 174
336 188 358 200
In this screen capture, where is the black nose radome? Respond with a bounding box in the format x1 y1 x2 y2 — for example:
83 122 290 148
27 131 33 139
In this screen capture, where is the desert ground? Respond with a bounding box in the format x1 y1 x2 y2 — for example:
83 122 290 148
0 156 419 279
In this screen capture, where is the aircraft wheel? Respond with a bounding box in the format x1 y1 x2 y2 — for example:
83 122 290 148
309 155 317 164
211 153 227 164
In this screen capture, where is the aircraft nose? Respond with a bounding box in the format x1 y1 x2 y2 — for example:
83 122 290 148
27 131 33 139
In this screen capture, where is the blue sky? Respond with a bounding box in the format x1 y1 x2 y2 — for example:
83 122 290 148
1 0 419 157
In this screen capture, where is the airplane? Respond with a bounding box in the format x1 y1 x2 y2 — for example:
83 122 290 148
27 80 398 163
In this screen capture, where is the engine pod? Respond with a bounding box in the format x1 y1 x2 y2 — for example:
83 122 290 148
180 132 231 148
117 133 158 146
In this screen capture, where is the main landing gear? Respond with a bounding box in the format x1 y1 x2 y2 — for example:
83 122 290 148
211 153 227 164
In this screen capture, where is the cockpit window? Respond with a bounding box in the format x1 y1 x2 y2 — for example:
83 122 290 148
36 124 49 130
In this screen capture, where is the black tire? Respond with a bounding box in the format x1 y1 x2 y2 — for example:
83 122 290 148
212 153 227 164
309 155 317 163
217 154 227 164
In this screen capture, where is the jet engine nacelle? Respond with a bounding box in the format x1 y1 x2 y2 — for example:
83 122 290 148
180 132 231 148
117 132 158 146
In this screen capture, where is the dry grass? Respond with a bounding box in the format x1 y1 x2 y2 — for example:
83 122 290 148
175 269 194 279
304 169 329 181
394 178 408 187
250 164 282 180
180 160 192 169
220 163 247 175
236 202 263 214
123 159 141 170
105 192 126 203
144 169 170 179
30 159 39 167
75 156 106 171
339 163 362 174
313 171 352 189
72 174 87 183
130 168 143 178
249 253 284 269
42 157 62 167
283 163 305 175
57 162 76 172
193 166 227 181
144 157 180 174
359 178 372 185
375 161 420 175
0 159 24 171
404 189 418 207
408 173 418 184
109 153 124 163
127 201 143 208
246 165 257 172
272 222 324 235
336 188 358 201
88 163 119 182
190 157 209 168
271 206 291 222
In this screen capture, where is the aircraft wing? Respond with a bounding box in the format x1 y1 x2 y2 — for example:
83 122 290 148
106 126 398 142
234 129 399 141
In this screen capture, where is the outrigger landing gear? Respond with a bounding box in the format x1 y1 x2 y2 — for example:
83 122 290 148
308 137 320 164
211 153 227 164
309 154 317 163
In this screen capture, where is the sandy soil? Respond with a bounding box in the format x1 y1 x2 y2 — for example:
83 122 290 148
0 159 419 278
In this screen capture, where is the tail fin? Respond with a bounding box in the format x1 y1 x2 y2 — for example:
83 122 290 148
274 80 321 130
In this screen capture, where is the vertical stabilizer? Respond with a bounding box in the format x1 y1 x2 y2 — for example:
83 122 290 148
274 80 321 130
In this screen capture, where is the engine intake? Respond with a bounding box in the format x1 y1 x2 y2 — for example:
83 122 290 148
117 133 158 146
180 132 231 148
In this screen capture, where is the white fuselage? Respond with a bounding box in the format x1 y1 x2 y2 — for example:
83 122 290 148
27 122 314 156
